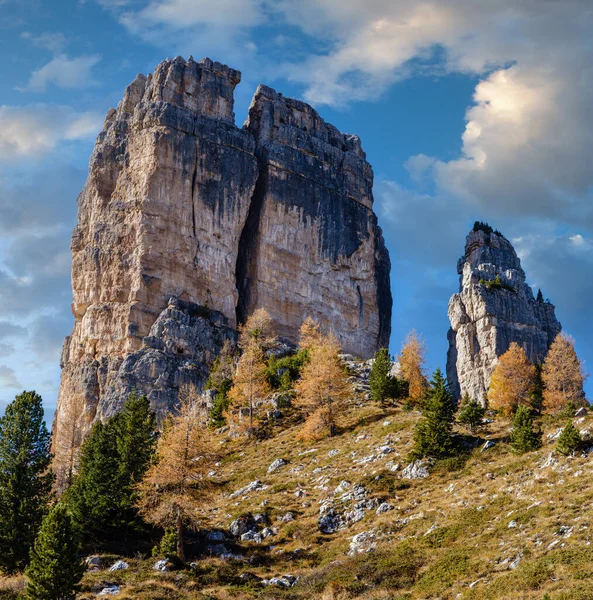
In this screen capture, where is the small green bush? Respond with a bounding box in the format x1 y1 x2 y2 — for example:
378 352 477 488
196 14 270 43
510 406 542 453
478 274 515 293
557 421 582 456
265 349 309 390
152 527 177 558
457 393 485 432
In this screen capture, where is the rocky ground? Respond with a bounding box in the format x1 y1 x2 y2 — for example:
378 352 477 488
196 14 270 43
4 364 593 599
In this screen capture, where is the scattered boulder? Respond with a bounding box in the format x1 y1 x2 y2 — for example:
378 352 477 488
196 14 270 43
230 480 264 499
268 458 288 473
153 559 169 572
318 507 344 534
376 502 394 515
98 585 121 596
481 440 496 452
241 531 263 544
263 575 298 588
229 514 257 538
108 560 128 572
402 460 429 479
349 530 376 556
279 512 295 522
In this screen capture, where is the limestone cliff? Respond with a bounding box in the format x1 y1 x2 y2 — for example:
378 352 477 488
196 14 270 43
239 85 391 353
53 56 391 467
446 226 560 404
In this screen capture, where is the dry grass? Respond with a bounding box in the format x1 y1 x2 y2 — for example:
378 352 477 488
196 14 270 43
7 397 592 599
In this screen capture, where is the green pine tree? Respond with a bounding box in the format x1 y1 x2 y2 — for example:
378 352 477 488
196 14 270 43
209 380 232 429
65 392 156 545
0 391 53 574
369 347 393 406
25 503 85 600
65 419 121 541
537 288 544 303
114 392 156 520
510 406 542 454
557 422 582 456
457 393 486 433
411 368 456 459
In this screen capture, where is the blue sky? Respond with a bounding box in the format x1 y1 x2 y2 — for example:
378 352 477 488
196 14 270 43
1 0 592 418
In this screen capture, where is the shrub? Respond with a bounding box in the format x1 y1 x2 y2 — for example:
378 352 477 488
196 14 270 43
510 406 542 453
152 527 178 558
265 349 310 390
557 422 583 456
478 274 515 293
457 393 485 433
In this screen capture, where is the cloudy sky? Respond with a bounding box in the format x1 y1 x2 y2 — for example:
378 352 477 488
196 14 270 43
1 0 592 417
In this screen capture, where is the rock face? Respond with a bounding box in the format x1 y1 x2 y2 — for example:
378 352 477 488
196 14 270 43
53 56 391 468
238 85 391 353
447 227 560 404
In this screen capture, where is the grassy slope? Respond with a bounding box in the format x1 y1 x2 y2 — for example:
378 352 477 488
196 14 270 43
4 401 593 600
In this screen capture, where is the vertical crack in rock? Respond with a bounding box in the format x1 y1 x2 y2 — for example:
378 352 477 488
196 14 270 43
53 56 392 475
190 138 198 238
235 164 267 327
446 227 561 404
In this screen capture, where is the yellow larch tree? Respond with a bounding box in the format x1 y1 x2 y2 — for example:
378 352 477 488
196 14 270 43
227 308 275 435
488 342 537 415
398 330 428 405
136 386 217 561
295 320 352 439
542 333 587 414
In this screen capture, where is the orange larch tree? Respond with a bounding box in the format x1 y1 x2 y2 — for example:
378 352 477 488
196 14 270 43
398 330 428 405
488 342 537 415
542 333 587 414
295 320 352 439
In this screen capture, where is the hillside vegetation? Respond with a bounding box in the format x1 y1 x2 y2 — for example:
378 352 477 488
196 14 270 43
4 398 593 599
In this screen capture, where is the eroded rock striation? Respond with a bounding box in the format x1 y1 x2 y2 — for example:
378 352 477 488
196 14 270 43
447 226 560 404
53 56 391 466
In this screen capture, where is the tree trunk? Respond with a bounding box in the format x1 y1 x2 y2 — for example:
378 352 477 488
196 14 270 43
176 510 185 562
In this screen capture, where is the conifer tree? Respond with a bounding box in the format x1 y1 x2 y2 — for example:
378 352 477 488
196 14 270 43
25 503 85 600
510 406 542 454
114 392 156 523
557 421 583 456
411 368 456 459
542 333 587 414
457 393 486 433
65 419 121 541
66 392 156 544
537 289 544 303
137 393 217 561
228 309 275 435
295 320 352 439
0 391 53 573
398 330 428 405
370 347 393 406
206 341 235 428
488 343 537 415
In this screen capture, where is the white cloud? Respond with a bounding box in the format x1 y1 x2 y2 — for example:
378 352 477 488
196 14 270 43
117 0 265 60
23 54 101 92
21 31 67 53
0 105 102 159
0 365 21 389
